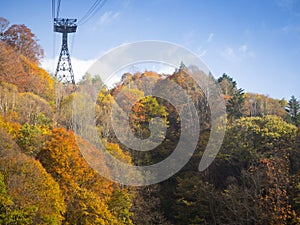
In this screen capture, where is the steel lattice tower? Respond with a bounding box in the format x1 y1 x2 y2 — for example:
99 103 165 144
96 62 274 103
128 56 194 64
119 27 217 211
54 18 77 85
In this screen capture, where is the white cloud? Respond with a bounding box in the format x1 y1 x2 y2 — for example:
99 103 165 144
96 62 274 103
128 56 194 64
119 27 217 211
239 44 248 53
196 46 207 57
221 44 255 62
99 11 120 25
72 58 97 80
222 47 237 61
40 57 97 82
207 33 214 42
156 65 176 75
198 49 207 57
239 44 256 58
40 57 56 75
225 47 234 56
41 58 177 87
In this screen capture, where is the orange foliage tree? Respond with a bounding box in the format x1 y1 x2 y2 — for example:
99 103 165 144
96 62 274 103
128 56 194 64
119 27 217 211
0 126 66 225
37 127 133 224
3 24 43 63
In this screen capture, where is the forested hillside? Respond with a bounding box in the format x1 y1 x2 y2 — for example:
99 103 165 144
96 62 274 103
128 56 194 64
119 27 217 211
0 17 300 225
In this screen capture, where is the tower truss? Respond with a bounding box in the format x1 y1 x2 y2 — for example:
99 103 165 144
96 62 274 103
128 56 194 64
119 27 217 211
54 18 77 85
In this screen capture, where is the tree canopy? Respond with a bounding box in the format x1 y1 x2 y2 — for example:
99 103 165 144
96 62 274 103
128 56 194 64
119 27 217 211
0 17 299 224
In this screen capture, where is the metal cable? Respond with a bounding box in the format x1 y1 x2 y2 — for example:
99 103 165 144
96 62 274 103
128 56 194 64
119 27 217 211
78 0 101 23
78 0 107 26
52 0 55 20
56 0 61 18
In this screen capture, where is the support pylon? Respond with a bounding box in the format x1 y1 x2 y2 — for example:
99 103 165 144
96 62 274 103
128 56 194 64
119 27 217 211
54 18 77 85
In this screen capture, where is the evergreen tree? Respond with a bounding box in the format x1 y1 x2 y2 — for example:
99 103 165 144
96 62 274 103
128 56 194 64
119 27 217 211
217 73 237 96
227 88 245 120
287 95 300 126
218 74 246 120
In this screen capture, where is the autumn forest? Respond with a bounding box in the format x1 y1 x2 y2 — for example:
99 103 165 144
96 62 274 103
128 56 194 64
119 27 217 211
0 17 300 225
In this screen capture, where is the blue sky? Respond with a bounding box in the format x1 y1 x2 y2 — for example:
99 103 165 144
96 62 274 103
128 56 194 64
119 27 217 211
1 0 300 100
